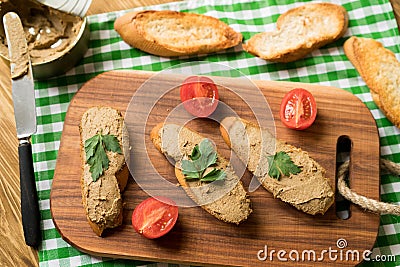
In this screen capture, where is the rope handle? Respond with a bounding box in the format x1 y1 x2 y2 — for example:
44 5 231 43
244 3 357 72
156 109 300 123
337 159 400 216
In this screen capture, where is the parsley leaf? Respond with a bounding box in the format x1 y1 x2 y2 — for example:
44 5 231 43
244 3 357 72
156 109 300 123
102 134 122 153
182 171 201 180
84 134 99 159
84 131 122 181
267 151 301 180
181 139 225 182
201 168 226 182
190 144 201 160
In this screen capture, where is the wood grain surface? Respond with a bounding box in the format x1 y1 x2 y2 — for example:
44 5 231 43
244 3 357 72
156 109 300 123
0 1 399 266
51 70 380 266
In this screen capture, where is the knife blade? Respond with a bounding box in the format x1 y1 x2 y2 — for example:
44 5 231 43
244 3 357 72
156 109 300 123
3 12 41 248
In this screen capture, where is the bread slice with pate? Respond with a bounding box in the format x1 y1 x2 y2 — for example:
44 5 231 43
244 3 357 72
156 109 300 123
150 122 252 224
79 107 129 236
114 10 242 57
243 2 348 62
220 117 334 215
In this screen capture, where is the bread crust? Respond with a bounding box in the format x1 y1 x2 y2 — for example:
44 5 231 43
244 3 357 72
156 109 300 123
114 10 242 57
243 3 348 62
151 122 252 224
344 36 400 128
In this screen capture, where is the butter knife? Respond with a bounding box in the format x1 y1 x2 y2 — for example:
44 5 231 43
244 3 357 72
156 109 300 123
3 12 41 248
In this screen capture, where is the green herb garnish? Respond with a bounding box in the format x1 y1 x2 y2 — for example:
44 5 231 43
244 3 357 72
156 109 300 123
181 139 226 182
84 131 122 181
267 151 301 180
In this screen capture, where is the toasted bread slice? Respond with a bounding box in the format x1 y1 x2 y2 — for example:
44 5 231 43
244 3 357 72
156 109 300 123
79 107 129 236
220 117 334 215
344 36 400 128
150 122 252 224
243 3 348 62
114 10 242 57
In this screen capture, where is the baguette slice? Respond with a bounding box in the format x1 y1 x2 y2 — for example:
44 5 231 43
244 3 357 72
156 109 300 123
80 107 129 236
151 122 252 224
114 10 242 57
344 36 400 128
220 117 334 215
243 3 348 62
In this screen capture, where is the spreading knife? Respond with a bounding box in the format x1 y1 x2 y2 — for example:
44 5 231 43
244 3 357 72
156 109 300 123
3 12 41 248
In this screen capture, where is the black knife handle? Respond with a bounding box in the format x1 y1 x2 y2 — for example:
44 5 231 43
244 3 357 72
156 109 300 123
19 140 41 248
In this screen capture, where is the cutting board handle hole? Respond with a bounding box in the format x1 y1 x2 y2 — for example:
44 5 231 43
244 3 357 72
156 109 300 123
335 135 352 220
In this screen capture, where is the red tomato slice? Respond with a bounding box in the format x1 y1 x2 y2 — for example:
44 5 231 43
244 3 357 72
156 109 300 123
279 88 317 130
132 196 178 239
180 75 219 117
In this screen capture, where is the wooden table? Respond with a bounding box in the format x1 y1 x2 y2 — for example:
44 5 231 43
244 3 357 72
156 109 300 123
0 1 399 266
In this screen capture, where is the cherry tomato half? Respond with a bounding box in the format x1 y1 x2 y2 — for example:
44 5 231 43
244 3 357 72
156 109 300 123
132 196 178 239
279 88 317 130
180 75 219 117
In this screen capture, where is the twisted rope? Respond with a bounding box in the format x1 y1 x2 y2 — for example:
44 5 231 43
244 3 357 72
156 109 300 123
380 158 400 175
337 159 400 216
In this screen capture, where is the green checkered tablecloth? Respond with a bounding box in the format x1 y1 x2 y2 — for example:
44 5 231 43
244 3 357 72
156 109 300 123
35 0 400 266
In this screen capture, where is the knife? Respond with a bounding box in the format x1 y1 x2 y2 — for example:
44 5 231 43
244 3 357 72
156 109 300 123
3 12 41 248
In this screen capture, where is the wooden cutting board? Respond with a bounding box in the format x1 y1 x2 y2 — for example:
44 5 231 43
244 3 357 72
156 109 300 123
51 70 380 266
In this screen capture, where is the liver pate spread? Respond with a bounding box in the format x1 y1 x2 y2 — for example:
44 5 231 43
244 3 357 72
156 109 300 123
3 12 29 79
222 117 334 215
159 124 252 224
0 0 83 64
80 107 127 235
